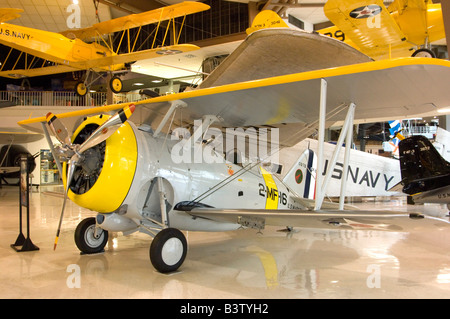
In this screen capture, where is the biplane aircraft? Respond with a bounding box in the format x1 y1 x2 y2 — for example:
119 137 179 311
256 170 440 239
0 2 210 95
18 23 450 273
318 0 445 60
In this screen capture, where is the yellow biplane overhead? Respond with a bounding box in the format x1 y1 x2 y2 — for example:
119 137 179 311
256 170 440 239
0 2 210 95
318 0 445 60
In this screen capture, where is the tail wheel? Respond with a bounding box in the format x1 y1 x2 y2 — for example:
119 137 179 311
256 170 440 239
75 81 87 96
109 76 123 93
75 217 108 254
150 228 187 273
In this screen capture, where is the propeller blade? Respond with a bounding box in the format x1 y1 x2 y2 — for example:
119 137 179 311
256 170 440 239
53 158 77 251
78 104 136 154
46 112 71 146
52 104 135 250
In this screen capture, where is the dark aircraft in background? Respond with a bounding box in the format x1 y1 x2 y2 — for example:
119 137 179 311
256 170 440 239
397 135 450 208
0 131 41 184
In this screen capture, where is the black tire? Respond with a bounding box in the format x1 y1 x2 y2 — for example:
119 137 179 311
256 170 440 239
150 228 187 273
109 76 123 93
74 217 108 254
411 48 435 58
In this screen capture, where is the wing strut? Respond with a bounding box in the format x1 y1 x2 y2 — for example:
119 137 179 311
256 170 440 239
153 100 187 137
314 79 327 210
314 79 356 210
40 122 63 177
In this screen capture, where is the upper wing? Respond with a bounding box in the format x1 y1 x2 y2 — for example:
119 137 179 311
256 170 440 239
18 57 450 147
183 208 450 232
324 0 412 59
60 2 210 40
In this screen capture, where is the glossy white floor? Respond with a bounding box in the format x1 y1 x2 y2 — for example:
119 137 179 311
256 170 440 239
1 185 450 299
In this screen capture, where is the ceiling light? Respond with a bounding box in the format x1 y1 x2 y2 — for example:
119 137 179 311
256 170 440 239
437 108 450 113
133 82 144 86
152 79 163 83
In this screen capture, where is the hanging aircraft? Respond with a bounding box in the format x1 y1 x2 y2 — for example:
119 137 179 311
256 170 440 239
0 2 210 95
17 25 450 273
394 135 450 208
319 0 445 60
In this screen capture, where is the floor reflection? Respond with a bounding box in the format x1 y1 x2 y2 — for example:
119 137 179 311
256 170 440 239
0 186 449 298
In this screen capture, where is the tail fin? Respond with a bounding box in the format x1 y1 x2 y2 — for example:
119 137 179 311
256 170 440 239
0 8 23 23
246 10 289 35
282 148 317 199
399 135 450 185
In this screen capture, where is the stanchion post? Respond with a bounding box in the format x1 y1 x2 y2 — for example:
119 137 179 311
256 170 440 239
11 155 39 252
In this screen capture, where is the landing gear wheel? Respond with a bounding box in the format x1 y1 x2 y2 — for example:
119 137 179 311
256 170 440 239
75 81 87 96
411 48 435 58
74 217 108 254
150 228 187 273
109 76 123 93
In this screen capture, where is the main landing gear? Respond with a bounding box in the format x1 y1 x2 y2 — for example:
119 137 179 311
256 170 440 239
74 217 188 273
73 176 188 273
150 228 187 273
74 72 124 96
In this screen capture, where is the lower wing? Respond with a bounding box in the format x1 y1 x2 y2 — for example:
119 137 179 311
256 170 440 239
184 208 449 232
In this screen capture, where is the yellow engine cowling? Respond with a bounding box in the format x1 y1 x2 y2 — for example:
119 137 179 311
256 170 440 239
62 114 138 213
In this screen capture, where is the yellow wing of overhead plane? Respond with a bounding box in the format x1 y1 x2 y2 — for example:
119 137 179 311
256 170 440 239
60 1 210 40
18 57 450 148
323 0 411 59
322 0 445 60
0 8 23 22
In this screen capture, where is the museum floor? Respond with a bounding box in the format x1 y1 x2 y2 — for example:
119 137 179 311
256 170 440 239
1 185 450 299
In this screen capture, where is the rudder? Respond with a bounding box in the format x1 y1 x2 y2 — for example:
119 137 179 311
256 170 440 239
399 135 450 184
283 148 317 199
246 10 289 35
